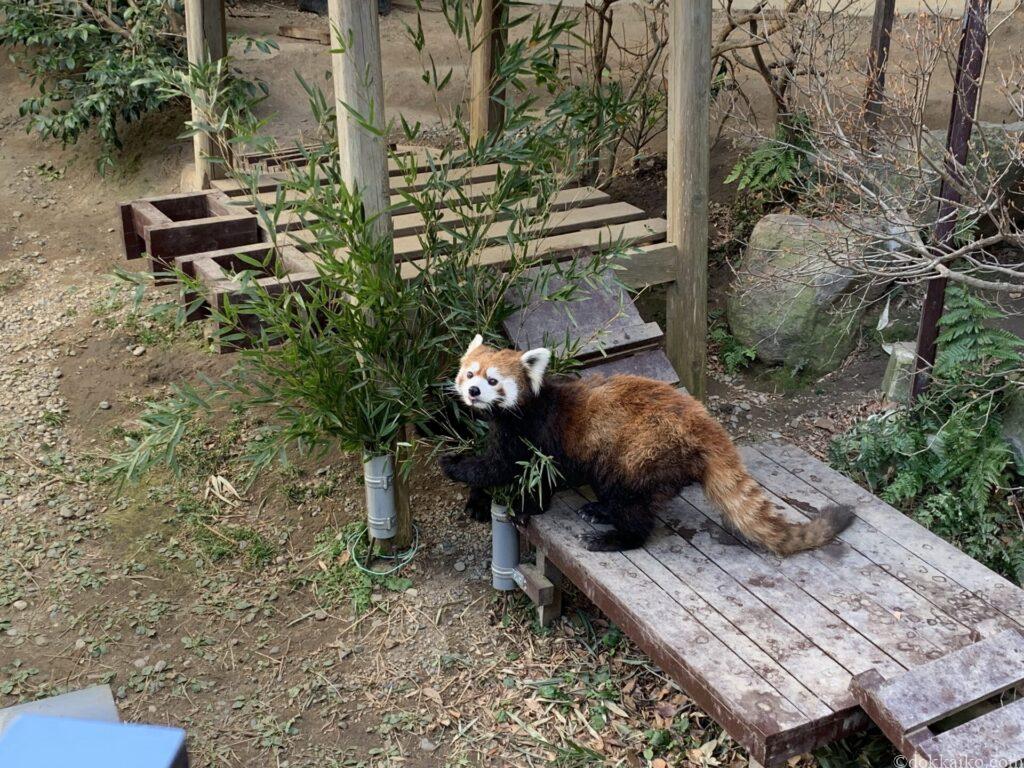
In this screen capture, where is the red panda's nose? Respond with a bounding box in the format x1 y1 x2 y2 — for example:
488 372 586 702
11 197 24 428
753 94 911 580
468 386 480 398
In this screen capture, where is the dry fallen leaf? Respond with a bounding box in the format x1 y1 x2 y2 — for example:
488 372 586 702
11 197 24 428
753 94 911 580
422 686 442 705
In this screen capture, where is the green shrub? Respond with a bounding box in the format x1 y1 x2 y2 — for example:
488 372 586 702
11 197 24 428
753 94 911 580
725 113 813 199
0 0 269 173
830 285 1024 582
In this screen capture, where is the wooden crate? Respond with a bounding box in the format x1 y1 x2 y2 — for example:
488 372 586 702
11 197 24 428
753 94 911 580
174 245 319 351
119 191 258 276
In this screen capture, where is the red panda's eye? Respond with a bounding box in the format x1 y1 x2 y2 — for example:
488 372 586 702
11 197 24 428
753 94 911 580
487 378 498 386
466 371 473 379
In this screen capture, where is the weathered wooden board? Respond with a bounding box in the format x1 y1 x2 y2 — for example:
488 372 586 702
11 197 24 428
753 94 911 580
398 219 669 280
683 477 973 668
212 161 508 197
916 696 1024 766
749 446 1017 639
503 264 677 383
854 629 1024 735
583 348 679 384
850 628 1024 765
524 442 1024 764
763 442 1024 626
391 201 647 260
527 497 812 765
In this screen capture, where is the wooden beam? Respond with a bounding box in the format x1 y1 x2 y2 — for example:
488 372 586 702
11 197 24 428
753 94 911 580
664 0 710 400
469 0 507 143
327 0 393 239
327 0 411 549
184 0 228 189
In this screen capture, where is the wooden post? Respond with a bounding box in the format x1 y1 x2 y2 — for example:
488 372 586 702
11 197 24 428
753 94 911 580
535 549 562 628
665 0 711 400
912 0 990 399
327 0 411 549
184 0 228 189
327 0 393 235
863 0 896 133
469 0 507 144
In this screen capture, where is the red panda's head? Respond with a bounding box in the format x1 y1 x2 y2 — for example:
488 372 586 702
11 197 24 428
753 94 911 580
454 334 551 410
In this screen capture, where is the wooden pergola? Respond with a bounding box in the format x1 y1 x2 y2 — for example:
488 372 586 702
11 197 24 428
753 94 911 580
184 0 713 399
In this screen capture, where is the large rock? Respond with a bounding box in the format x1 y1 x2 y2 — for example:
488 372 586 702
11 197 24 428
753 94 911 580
726 214 888 374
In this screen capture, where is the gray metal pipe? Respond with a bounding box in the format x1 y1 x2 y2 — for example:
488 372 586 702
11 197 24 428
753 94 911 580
491 503 520 591
363 454 397 539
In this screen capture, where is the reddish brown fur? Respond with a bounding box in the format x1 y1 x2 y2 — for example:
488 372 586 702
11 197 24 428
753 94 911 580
455 345 853 554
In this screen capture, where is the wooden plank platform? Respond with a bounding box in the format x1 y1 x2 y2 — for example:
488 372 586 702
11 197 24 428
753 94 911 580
119 144 675 353
525 441 1024 765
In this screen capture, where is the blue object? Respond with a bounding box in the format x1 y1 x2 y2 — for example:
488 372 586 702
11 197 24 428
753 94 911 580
0 715 188 768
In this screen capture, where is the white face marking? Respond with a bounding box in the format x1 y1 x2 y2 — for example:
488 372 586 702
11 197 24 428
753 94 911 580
455 362 520 410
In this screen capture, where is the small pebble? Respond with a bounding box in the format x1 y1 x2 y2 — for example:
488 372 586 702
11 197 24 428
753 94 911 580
13 600 28 611
454 561 466 573
75 639 87 651
131 345 146 357
419 738 437 752
313 609 328 621
98 401 111 410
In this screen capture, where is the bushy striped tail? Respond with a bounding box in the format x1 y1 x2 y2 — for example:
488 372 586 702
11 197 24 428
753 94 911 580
702 454 853 555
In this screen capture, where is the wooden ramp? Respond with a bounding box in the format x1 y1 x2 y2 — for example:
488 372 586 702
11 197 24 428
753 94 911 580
525 442 1024 766
503 267 678 384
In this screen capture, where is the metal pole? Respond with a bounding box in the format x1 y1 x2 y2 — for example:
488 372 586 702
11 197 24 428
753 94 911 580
912 0 991 399
863 0 896 134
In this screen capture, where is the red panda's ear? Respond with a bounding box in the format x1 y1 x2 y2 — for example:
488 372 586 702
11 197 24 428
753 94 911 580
521 348 551 394
462 334 484 361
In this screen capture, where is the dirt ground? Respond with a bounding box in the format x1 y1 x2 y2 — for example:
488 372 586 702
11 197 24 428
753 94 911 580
2 2 1020 767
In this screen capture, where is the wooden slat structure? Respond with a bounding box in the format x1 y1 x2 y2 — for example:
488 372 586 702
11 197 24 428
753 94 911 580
852 630 1024 767
118 142 675 347
524 442 1024 765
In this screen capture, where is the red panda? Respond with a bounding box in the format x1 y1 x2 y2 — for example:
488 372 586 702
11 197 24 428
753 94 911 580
439 334 854 554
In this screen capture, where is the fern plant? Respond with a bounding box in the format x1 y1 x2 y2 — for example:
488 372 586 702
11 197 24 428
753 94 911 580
709 325 756 374
830 285 1024 582
725 113 813 198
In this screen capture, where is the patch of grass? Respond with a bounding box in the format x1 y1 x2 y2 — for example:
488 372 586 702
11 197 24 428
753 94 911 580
756 362 816 392
174 496 275 569
307 523 413 613
0 266 27 295
42 409 67 427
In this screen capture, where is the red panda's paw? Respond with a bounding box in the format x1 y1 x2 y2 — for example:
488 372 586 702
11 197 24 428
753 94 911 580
438 453 464 481
581 528 626 552
577 501 612 525
464 492 491 523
